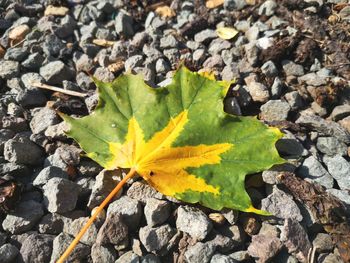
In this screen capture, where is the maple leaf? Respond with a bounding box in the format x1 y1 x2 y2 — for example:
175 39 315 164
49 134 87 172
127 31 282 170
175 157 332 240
62 66 284 214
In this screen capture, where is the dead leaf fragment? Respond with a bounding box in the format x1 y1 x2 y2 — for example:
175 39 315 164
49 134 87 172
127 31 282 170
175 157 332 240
44 5 69 16
107 61 125 73
206 0 224 9
0 46 5 58
92 39 116 47
155 5 175 18
9 25 30 45
216 27 239 40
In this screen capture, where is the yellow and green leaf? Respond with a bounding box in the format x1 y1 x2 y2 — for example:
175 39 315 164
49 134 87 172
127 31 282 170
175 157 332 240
62 66 284 214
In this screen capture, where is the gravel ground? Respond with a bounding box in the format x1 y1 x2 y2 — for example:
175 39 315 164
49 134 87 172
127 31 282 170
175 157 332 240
0 0 350 262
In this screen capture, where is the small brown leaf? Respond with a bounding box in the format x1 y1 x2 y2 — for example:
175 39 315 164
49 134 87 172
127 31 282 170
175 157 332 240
44 5 69 16
92 39 116 47
155 5 176 18
216 27 239 40
206 0 224 9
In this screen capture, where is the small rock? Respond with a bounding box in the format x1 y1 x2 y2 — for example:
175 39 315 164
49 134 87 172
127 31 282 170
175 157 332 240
203 55 224 69
209 38 231 54
176 206 212 241
316 137 347 156
193 49 207 64
64 217 98 246
20 233 54 263
145 198 171 227
224 0 248 10
44 122 69 140
139 224 176 254
327 189 350 208
0 244 19 262
38 214 64 234
40 61 75 85
262 163 296 184
298 73 326 86
127 181 164 202
115 251 140 263
241 215 261 236
221 209 239 225
245 26 259 41
312 233 334 253
115 10 134 37
271 77 284 98
282 60 304 76
96 213 128 248
210 253 236 263
246 82 270 103
30 107 60 134
247 234 282 263
155 58 170 74
261 186 303 221
125 55 143 72
50 233 90 263
87 169 123 209
208 233 235 252
194 29 217 44
43 178 80 213
330 105 350 121
91 244 117 263
184 242 216 263
2 200 44 234
224 97 242 115
285 91 304 110
298 155 334 188
160 34 178 49
141 254 161 263
259 222 280 238
275 132 305 158
261 60 278 78
281 218 312 263
258 0 277 16
107 196 142 231
339 116 350 133
0 60 20 79
43 34 65 56
260 100 290 121
0 129 15 154
1 116 28 132
229 250 250 261
4 136 43 165
33 166 68 187
323 155 350 190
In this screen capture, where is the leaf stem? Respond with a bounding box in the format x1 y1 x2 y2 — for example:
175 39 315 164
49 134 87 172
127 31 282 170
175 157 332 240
57 168 136 263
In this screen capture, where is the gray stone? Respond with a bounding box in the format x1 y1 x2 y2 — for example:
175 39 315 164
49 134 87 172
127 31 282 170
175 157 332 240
208 233 235 252
260 100 290 121
224 0 247 10
285 91 304 110
312 233 333 253
0 244 19 262
0 60 20 79
143 45 163 61
209 38 231 54
327 189 350 207
298 73 326 86
91 244 117 263
127 181 164 203
155 58 170 74
163 48 180 65
282 60 304 76
221 64 240 81
64 217 98 246
30 107 60 134
141 254 161 263
321 253 344 263
44 145 81 171
298 155 334 188
229 250 249 261
0 232 7 247
107 196 142 231
176 206 212 241
323 155 350 190
33 166 68 187
203 55 224 69
73 52 94 72
210 254 236 263
50 233 90 263
4 47 28 61
261 186 303 221
258 0 277 16
20 233 54 263
194 29 217 44
115 10 134 37
139 224 176 254
115 251 139 263
160 34 178 49
247 234 282 262
330 104 350 121
262 163 296 184
246 82 269 102
43 178 80 213
131 32 150 48
22 52 45 70
96 213 128 248
271 77 284 98
44 122 69 140
261 60 278 77
76 72 95 90
40 61 75 85
94 67 115 82
259 222 280 238
4 136 43 165
0 129 14 155
38 214 64 234
2 200 44 234
224 97 242 116
43 34 65 56
244 43 258 66
296 111 350 144
125 55 143 72
275 132 305 158
16 88 47 108
184 242 216 263
316 137 347 156
145 198 171 227
193 49 206 64
281 219 312 263
1 116 28 132
245 26 259 41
